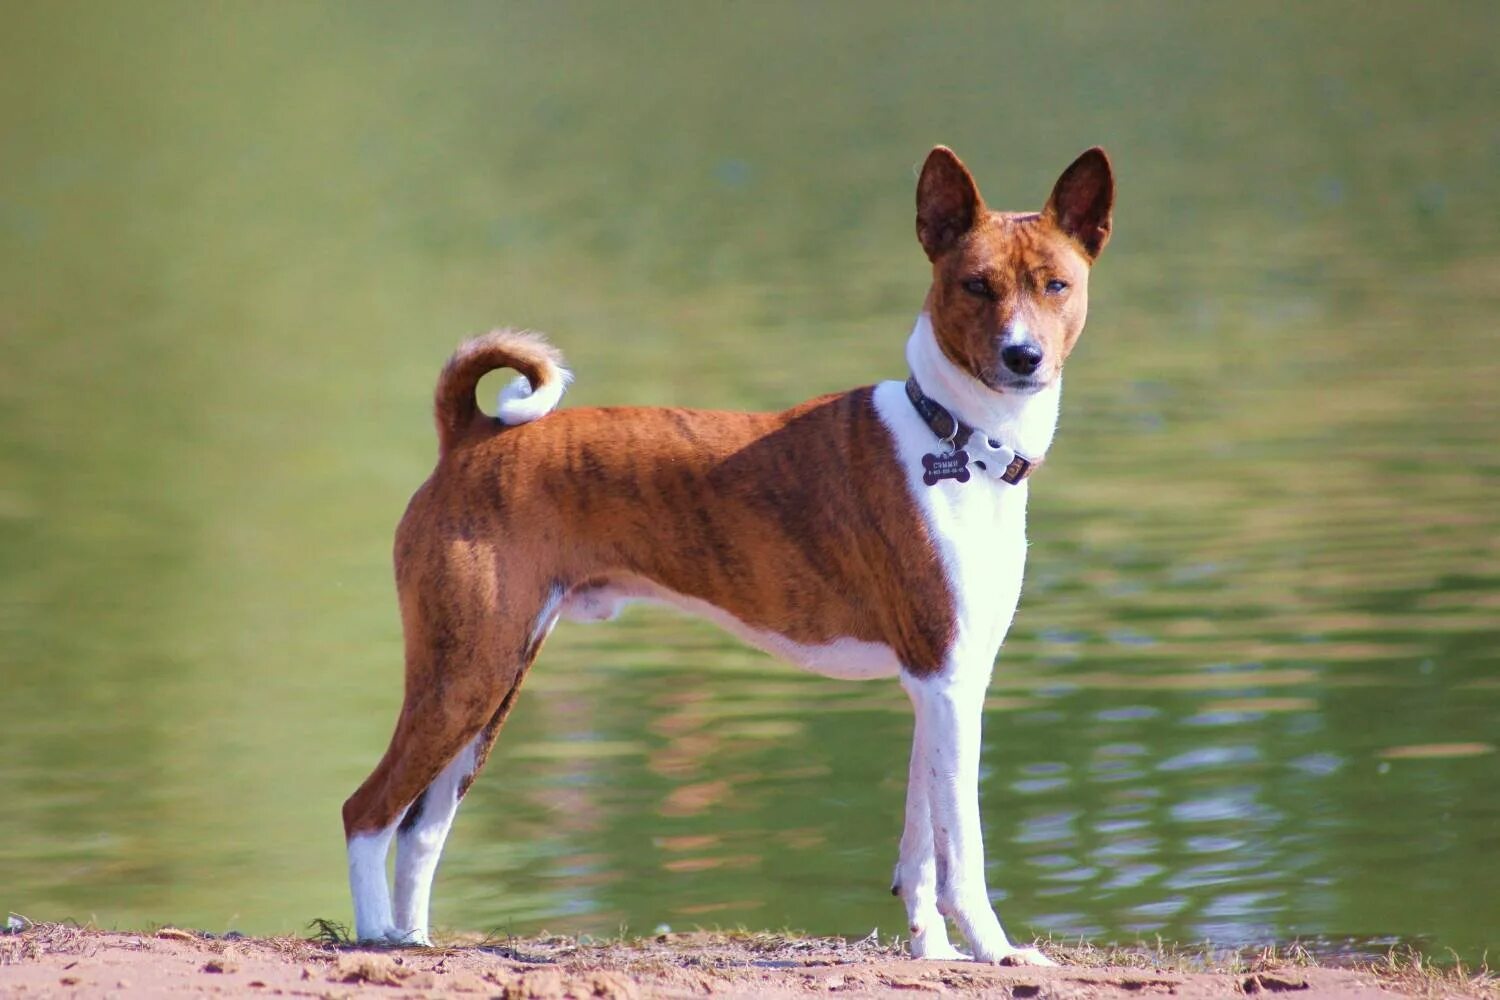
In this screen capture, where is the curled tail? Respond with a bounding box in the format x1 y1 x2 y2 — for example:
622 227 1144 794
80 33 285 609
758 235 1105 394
433 329 571 454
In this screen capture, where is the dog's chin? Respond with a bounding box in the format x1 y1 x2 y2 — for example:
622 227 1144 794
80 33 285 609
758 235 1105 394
981 373 1051 396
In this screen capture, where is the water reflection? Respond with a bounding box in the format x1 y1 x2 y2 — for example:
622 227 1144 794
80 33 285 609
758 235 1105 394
426 629 1498 960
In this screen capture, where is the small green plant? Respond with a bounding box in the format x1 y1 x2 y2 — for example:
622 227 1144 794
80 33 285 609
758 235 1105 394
306 917 353 947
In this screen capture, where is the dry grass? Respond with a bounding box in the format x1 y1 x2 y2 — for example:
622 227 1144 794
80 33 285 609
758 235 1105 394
1368 946 1497 1000
5 915 1495 998
0 917 94 966
440 925 902 975
1043 937 1322 974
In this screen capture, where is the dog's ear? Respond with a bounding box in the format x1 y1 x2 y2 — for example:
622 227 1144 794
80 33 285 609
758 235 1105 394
916 146 983 261
1045 147 1113 259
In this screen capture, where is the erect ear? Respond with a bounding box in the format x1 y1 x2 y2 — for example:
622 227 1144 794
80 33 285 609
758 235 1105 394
1044 147 1114 259
916 146 984 261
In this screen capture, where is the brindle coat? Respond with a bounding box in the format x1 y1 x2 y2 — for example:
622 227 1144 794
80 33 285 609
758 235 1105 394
342 146 1114 851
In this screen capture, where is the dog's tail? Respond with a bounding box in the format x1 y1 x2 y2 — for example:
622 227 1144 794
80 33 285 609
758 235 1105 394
433 329 572 454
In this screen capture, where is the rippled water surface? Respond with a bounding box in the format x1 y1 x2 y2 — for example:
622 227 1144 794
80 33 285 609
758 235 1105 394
2 2 1497 962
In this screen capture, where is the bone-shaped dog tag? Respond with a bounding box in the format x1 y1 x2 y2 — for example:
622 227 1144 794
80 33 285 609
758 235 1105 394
921 449 970 486
969 438 1016 479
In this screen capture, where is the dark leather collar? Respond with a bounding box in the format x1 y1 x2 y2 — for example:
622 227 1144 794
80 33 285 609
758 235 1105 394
904 376 1040 485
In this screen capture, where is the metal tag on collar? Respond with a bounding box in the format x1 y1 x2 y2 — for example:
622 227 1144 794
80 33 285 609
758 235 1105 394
921 447 970 486
921 425 970 486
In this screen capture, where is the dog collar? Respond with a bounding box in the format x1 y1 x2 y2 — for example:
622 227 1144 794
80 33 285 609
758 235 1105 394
904 376 1040 486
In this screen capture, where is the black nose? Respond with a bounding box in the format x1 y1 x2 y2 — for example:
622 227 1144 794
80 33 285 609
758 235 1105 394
1000 343 1043 376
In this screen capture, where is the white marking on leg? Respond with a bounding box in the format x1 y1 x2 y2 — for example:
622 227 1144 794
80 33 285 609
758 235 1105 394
906 671 1007 961
348 822 400 943
393 735 480 945
895 704 962 959
905 670 1054 966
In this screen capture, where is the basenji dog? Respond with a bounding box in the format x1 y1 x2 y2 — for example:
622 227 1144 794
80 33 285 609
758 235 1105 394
343 146 1113 964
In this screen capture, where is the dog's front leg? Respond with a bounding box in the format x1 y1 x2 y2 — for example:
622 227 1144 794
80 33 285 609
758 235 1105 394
893 706 963 959
902 669 1054 967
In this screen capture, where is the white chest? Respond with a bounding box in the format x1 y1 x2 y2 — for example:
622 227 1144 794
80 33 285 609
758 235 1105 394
872 380 1033 670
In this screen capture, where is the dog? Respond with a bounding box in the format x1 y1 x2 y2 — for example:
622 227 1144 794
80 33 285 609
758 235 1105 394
343 145 1113 964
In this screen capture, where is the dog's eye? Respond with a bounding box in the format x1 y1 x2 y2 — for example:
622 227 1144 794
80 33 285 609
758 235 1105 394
962 277 991 298
1044 279 1069 295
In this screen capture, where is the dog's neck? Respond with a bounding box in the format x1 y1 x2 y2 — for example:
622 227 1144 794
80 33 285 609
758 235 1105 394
904 311 1062 461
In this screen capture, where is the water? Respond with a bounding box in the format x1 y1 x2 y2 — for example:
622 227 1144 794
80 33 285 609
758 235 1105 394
2 1 1497 963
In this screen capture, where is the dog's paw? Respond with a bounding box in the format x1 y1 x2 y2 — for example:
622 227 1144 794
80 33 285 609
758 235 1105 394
388 928 432 948
907 919 966 961
910 940 966 961
966 934 1057 966
353 928 398 946
994 945 1056 967
352 926 430 948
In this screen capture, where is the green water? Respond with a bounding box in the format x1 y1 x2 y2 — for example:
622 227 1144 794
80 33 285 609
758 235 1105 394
2 1 1497 963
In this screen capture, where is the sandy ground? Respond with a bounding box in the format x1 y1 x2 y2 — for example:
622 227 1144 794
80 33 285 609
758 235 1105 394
1 924 1491 999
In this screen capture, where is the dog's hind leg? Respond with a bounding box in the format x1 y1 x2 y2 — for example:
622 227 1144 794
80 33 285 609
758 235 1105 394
389 733 481 946
391 667 534 944
342 585 559 944
342 686 494 944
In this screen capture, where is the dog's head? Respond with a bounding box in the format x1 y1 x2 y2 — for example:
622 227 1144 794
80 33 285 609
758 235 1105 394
916 146 1113 394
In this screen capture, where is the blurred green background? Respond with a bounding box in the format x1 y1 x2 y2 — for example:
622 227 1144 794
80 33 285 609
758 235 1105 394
1 1 1497 962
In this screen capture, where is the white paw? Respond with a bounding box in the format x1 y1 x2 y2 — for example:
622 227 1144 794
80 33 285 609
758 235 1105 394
911 940 966 961
389 928 432 947
907 919 965 961
988 945 1056 967
354 925 399 946
353 926 431 947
